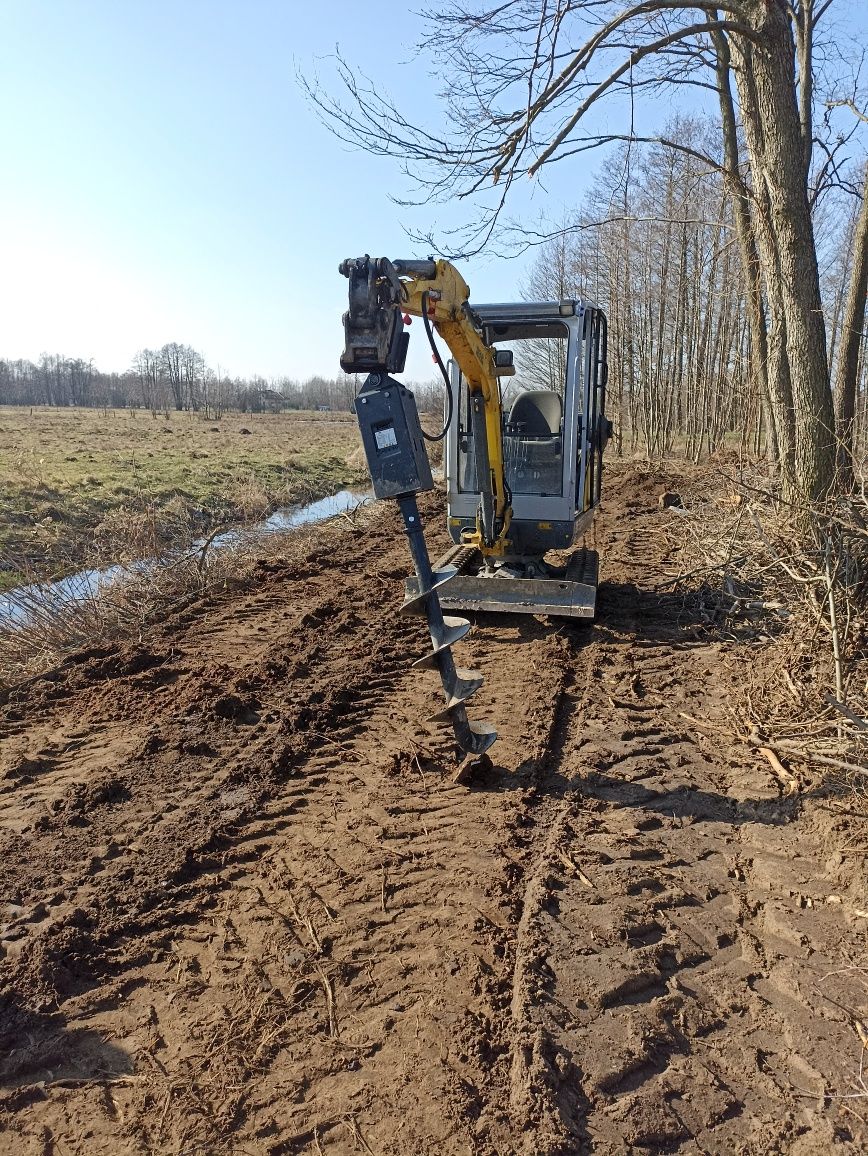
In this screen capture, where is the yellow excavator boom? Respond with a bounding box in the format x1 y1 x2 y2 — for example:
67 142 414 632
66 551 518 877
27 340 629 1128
339 255 512 557
399 259 511 554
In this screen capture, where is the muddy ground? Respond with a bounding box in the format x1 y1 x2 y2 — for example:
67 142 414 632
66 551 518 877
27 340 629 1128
1 464 866 1154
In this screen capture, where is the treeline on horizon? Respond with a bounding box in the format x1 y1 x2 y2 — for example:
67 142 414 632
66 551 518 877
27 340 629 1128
0 343 445 416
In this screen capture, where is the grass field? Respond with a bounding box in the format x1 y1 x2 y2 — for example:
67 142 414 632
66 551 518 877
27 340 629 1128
0 406 365 590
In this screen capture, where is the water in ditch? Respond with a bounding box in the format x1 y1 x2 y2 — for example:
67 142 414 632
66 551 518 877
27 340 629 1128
0 488 372 628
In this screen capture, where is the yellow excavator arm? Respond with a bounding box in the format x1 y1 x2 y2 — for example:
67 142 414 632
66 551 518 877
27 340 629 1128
339 255 512 556
400 260 511 555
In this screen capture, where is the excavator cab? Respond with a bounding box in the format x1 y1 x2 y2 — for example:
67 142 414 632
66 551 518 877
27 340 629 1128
438 299 609 617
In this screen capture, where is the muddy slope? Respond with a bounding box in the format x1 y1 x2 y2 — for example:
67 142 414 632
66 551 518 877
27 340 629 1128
1 465 865 1155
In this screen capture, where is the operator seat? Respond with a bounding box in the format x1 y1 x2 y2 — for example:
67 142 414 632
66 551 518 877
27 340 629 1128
505 390 563 494
508 390 562 436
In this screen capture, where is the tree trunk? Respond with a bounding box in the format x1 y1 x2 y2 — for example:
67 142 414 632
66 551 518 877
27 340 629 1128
835 163 868 485
711 21 779 467
730 3 835 501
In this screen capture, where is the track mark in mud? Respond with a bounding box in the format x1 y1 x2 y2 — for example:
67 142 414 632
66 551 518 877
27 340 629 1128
0 468 865 1155
501 469 867 1155
0 504 575 1154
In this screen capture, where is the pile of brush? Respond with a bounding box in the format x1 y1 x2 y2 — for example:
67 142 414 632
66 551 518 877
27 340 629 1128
655 461 868 795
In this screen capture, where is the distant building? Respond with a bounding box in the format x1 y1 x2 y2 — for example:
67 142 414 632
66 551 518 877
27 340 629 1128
239 387 284 413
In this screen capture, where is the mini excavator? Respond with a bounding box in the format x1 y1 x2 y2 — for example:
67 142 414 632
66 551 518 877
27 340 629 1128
339 256 610 762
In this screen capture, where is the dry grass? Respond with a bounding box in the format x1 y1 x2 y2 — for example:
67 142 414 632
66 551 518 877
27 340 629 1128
658 464 868 792
0 406 364 589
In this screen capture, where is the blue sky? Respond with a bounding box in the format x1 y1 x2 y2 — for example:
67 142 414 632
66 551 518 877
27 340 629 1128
0 0 864 382
0 0 619 381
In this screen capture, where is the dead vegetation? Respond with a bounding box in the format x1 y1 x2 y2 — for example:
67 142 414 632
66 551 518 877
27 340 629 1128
654 461 868 793
0 497 376 692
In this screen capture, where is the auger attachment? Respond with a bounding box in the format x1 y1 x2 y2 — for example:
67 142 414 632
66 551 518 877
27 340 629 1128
397 494 496 758
348 369 496 762
339 255 496 764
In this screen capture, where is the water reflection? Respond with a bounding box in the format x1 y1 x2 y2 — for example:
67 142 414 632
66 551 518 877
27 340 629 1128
0 488 371 628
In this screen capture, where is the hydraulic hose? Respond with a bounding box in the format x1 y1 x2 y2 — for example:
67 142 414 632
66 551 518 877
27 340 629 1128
420 290 453 442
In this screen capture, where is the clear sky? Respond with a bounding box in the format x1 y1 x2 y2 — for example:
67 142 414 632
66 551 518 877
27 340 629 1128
0 0 864 382
0 0 550 381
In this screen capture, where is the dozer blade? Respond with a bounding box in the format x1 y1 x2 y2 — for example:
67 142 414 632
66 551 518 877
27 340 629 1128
405 547 599 619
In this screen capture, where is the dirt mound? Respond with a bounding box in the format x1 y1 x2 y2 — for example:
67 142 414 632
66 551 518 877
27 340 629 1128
0 464 865 1154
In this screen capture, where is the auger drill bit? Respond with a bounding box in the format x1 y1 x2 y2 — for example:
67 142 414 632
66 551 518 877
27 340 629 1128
397 494 496 758
339 255 496 763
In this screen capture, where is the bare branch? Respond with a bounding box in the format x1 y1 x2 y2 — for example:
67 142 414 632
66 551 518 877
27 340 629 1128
827 97 868 124
527 20 759 177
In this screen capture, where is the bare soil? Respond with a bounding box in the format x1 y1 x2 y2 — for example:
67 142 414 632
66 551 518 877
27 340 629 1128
1 464 866 1154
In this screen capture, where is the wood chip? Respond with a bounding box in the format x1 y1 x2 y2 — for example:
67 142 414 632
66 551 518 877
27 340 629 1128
557 849 595 888
757 745 799 795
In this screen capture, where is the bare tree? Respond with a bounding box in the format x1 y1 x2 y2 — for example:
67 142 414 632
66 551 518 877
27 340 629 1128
536 121 750 461
161 342 185 411
835 154 868 482
67 358 93 407
181 344 205 411
37 353 66 406
306 0 868 499
133 349 163 414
